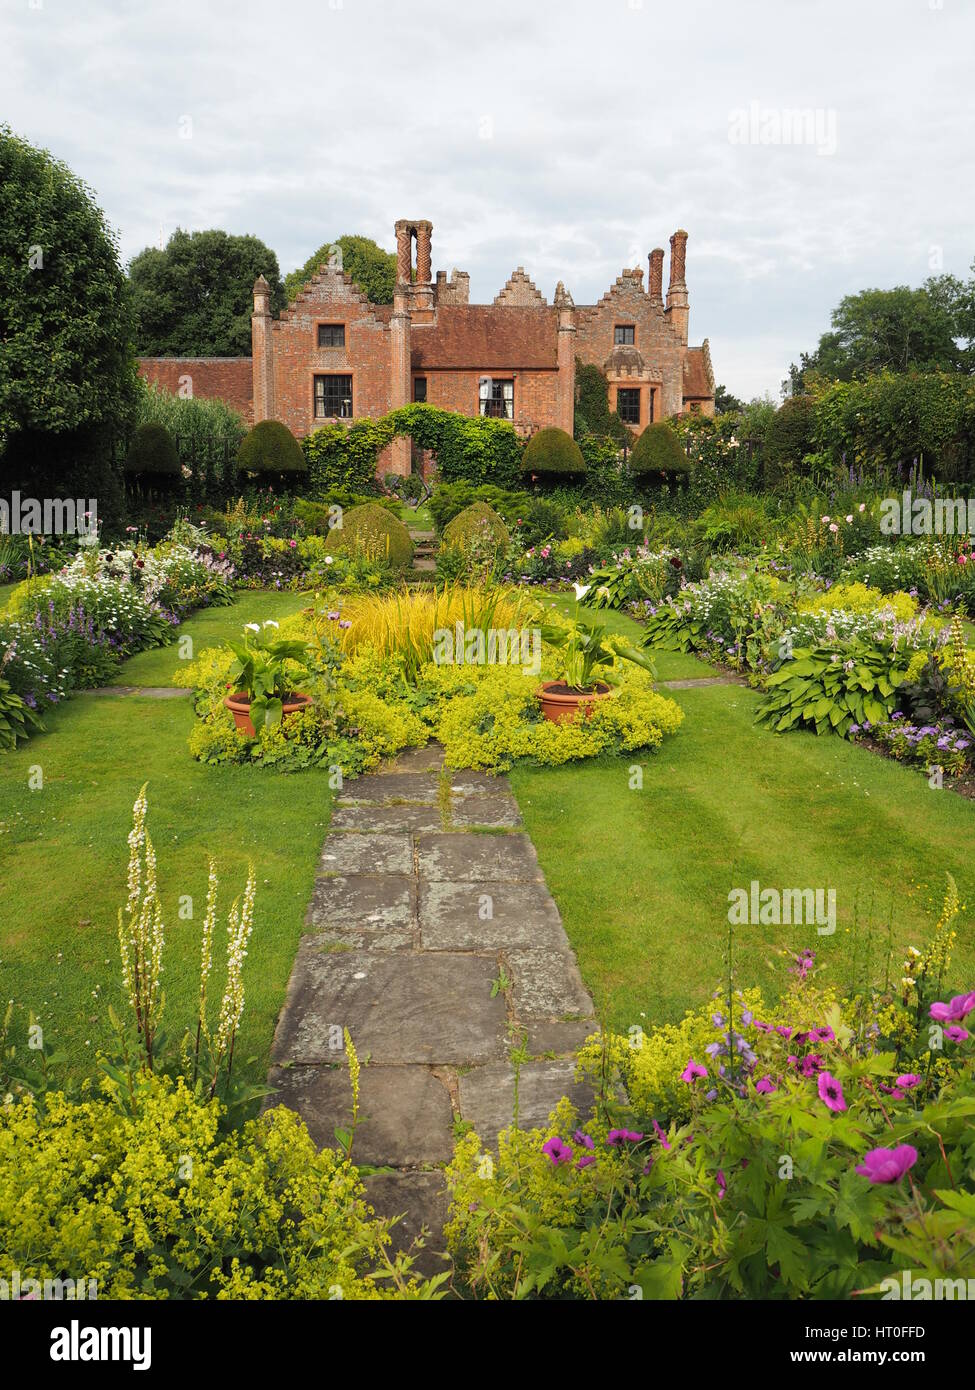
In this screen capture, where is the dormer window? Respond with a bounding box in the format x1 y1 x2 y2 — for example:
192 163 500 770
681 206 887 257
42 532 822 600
317 323 346 348
614 325 635 346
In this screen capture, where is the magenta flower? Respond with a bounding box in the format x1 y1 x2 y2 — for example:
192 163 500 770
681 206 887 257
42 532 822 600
607 1128 644 1146
817 1072 847 1112
755 1075 777 1094
573 1130 595 1150
716 1169 727 1199
801 1054 823 1078
541 1136 573 1165
681 1060 708 1083
895 1074 921 1090
809 1026 835 1044
576 1154 596 1170
945 1025 970 1043
930 991 975 1022
855 1144 918 1184
652 1119 672 1149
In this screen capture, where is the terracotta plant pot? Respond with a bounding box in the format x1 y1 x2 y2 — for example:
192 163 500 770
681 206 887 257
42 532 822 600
223 691 313 738
536 680 612 724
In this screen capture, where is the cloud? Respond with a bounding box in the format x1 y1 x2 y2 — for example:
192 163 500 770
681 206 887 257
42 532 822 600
3 0 972 400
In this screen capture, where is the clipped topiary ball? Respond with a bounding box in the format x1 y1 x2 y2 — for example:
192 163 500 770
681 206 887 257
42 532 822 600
238 419 307 474
323 502 414 568
628 422 691 476
125 423 180 475
522 427 586 477
441 501 510 557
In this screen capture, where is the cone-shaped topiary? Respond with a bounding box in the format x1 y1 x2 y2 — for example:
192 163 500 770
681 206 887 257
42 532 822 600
522 427 586 476
323 502 414 568
125 423 180 475
238 419 307 474
628 422 691 476
441 501 510 557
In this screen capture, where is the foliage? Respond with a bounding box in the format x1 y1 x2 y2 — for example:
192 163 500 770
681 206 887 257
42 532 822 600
628 422 690 476
239 420 307 475
0 1074 436 1299
225 620 311 728
440 503 510 581
427 482 531 534
125 421 180 475
0 675 41 750
323 502 413 568
127 227 286 356
283 233 397 305
755 640 915 738
538 595 657 692
523 427 586 477
0 125 136 513
301 419 392 494
763 395 816 485
133 379 246 500
573 362 630 445
446 889 975 1300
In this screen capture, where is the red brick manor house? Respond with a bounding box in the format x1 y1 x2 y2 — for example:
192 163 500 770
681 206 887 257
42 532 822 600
139 218 715 475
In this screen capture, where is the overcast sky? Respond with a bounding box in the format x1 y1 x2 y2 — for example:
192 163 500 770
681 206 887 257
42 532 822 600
4 0 973 400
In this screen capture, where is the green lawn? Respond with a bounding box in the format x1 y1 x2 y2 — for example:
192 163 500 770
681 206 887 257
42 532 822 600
0 591 328 1080
120 589 309 686
510 603 975 1033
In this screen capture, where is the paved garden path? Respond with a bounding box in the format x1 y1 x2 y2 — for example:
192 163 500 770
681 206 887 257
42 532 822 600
268 742 598 1273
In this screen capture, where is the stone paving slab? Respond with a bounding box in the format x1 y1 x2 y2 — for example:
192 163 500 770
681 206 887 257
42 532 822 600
458 1061 597 1149
390 744 445 772
271 943 507 1066
305 874 415 933
418 879 565 950
318 832 413 876
337 772 441 806
268 1065 454 1166
525 1019 600 1057
330 804 444 834
450 793 522 829
416 831 543 883
449 772 504 796
363 1173 450 1278
506 947 595 1020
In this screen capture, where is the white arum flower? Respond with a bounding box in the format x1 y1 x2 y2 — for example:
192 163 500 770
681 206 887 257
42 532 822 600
572 582 591 601
244 623 260 633
262 619 279 629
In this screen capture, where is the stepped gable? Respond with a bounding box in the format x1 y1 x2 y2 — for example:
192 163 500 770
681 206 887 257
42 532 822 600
493 267 547 308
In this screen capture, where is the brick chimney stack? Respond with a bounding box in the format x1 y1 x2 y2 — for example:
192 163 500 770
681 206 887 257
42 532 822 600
251 274 274 422
666 229 689 346
648 247 664 304
415 220 432 284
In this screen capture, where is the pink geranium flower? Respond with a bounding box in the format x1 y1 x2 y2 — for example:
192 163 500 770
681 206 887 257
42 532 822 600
855 1144 918 1184
930 992 975 1023
541 1136 573 1165
755 1075 777 1094
817 1072 847 1112
681 1060 708 1083
945 1025 970 1043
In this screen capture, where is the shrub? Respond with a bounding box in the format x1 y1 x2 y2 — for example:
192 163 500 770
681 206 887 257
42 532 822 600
323 502 413 568
441 502 509 557
523 427 586 478
764 395 816 485
125 422 180 475
427 482 532 535
239 420 307 475
134 379 246 501
302 419 392 494
574 362 630 446
628 422 690 477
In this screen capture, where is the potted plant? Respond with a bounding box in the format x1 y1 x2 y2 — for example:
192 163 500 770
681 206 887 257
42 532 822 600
536 585 656 723
223 620 313 736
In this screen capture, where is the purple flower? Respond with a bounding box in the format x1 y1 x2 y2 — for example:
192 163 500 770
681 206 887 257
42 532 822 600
681 1060 708 1083
895 1073 921 1090
541 1136 573 1166
754 1075 777 1094
606 1128 644 1146
855 1144 918 1184
716 1168 727 1199
652 1119 671 1149
930 991 975 1023
817 1072 847 1112
573 1130 595 1150
944 1025 970 1043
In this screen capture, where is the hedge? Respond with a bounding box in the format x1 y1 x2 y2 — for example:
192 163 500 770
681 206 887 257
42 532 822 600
323 502 414 568
125 423 180 475
523 427 586 476
239 420 307 475
628 422 690 476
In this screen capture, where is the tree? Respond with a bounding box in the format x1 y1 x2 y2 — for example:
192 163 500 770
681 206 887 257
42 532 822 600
713 383 743 414
785 278 971 393
127 229 286 356
284 234 397 304
0 125 137 505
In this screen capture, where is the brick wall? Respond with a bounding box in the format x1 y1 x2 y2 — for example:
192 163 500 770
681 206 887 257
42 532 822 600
137 358 253 421
418 368 559 436
575 272 686 424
